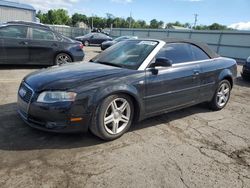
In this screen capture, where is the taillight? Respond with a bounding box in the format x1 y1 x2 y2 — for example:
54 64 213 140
79 43 84 49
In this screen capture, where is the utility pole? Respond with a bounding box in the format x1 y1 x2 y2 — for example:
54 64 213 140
193 13 198 29
91 14 94 29
129 11 132 28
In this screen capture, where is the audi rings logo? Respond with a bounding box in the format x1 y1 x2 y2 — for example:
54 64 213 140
19 88 27 98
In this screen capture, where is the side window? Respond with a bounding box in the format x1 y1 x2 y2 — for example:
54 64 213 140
0 25 28 39
155 43 194 64
191 45 210 61
98 33 107 39
92 34 99 38
32 28 55 41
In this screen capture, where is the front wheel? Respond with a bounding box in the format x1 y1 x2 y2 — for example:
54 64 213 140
209 80 231 111
90 94 134 140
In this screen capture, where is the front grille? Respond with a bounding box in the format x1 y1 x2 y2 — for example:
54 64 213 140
19 82 34 103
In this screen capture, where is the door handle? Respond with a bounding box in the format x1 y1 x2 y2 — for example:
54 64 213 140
19 41 28 45
193 70 200 76
52 43 58 47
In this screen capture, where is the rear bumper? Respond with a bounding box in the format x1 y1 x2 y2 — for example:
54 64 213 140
72 51 85 62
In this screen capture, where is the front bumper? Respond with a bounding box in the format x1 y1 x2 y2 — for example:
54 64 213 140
17 95 91 133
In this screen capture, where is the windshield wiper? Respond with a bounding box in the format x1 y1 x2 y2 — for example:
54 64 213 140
97 61 123 68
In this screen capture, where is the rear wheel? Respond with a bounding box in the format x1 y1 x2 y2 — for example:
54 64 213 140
84 41 89 46
209 80 231 111
90 94 134 140
55 53 72 65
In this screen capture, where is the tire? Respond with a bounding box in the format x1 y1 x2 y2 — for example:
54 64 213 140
84 41 89 46
55 53 72 65
209 80 231 111
90 94 134 141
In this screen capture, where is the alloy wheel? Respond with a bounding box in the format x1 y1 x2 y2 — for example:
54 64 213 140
103 98 131 135
56 54 72 65
84 41 89 46
216 82 230 107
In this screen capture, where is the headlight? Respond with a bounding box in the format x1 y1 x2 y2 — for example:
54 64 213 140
37 91 77 103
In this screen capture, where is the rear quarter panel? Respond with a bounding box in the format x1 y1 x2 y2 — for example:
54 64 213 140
199 57 237 102
56 41 84 62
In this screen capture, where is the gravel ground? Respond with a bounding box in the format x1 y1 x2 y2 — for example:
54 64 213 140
0 47 249 188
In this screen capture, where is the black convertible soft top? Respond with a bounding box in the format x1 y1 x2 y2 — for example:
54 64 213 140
163 38 220 59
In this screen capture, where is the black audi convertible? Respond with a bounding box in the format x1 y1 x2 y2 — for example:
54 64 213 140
17 39 237 140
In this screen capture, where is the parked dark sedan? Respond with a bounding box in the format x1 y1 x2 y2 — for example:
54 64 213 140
17 39 237 140
101 36 138 50
75 32 112 46
0 21 84 65
241 56 250 80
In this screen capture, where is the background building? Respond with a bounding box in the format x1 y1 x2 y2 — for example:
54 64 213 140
0 0 36 23
76 22 88 29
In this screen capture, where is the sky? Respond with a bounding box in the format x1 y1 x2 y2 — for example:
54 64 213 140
9 0 250 30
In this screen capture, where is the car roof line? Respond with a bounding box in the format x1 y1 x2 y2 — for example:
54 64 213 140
131 38 219 59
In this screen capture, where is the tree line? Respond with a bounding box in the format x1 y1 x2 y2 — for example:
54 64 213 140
36 9 231 30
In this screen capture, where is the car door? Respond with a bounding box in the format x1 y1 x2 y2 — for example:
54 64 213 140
28 27 58 65
89 33 99 44
98 33 110 44
145 43 201 115
0 25 29 64
189 44 217 102
91 33 109 45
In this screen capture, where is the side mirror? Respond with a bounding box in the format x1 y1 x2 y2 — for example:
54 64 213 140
150 57 173 68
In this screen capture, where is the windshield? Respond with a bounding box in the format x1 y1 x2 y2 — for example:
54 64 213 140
86 33 94 37
91 40 158 70
114 36 128 42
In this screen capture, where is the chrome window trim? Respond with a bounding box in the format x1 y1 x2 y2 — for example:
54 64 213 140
172 57 222 67
145 57 222 71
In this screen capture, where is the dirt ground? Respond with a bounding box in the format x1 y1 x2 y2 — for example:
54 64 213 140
0 47 249 188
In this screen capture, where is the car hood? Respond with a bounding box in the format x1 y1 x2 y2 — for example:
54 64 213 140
24 62 128 92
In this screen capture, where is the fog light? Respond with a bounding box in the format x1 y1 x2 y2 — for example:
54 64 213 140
46 122 66 129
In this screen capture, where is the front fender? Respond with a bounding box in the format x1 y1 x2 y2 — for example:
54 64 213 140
92 84 145 120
